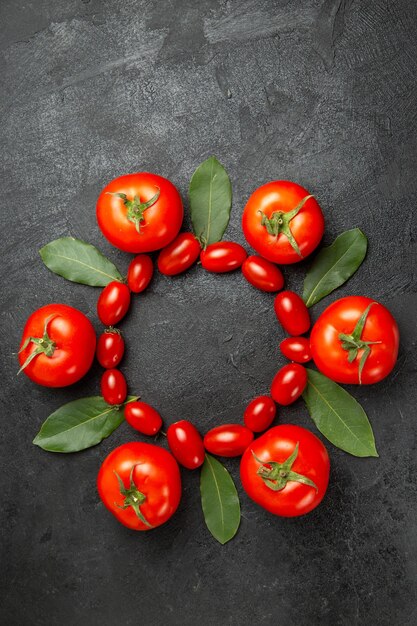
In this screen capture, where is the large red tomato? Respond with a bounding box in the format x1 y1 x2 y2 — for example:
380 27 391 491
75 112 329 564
242 181 324 264
310 296 399 385
96 173 183 253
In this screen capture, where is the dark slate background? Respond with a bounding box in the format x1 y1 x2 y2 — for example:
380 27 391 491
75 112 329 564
1 0 416 624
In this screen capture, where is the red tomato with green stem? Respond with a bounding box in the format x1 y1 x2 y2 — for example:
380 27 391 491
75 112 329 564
204 424 254 457
200 242 247 273
96 328 125 369
158 233 201 276
274 291 310 336
101 369 127 405
241 255 284 292
18 304 96 387
242 181 324 264
124 401 163 436
240 425 330 517
167 420 205 469
280 337 312 363
97 442 181 530
97 281 131 326
244 396 277 432
127 255 154 293
271 364 307 405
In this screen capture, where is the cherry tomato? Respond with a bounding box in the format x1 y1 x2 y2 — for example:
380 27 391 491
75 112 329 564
274 290 310 336
101 369 127 405
243 396 276 433
96 173 183 253
200 242 247 273
242 181 324 264
310 296 399 385
127 254 154 293
96 329 125 369
241 255 284 292
18 304 96 387
240 425 330 517
204 424 254 457
157 233 201 276
167 420 205 469
97 281 131 326
124 401 162 436
280 337 312 363
97 442 181 530
271 364 307 405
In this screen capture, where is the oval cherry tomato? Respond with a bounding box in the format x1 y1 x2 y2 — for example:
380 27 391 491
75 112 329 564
271 364 307 405
96 329 125 369
157 233 201 276
274 291 310 336
242 181 324 264
310 296 399 385
127 254 154 293
243 396 276 432
97 442 181 530
167 420 205 469
280 337 312 363
101 369 127 405
241 255 284 292
240 425 330 517
96 173 183 253
124 401 162 436
18 304 96 387
200 242 247 273
204 424 254 457
97 281 131 326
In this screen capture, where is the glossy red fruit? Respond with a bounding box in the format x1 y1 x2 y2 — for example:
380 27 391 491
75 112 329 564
241 255 284 292
101 369 127 405
271 364 307 405
280 337 312 363
274 290 310 336
124 401 162 436
127 255 154 293
97 282 131 326
200 242 247 273
244 396 277 432
157 233 201 276
96 329 125 369
204 424 254 457
167 420 205 469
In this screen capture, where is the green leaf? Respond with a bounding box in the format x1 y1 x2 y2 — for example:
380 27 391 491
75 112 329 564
303 228 368 307
200 454 240 544
189 156 232 247
33 396 137 453
40 237 123 286
302 369 378 457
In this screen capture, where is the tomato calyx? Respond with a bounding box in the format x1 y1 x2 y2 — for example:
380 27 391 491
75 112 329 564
252 443 318 492
114 466 152 528
258 195 313 257
104 326 122 336
107 188 160 233
18 315 57 374
338 303 381 384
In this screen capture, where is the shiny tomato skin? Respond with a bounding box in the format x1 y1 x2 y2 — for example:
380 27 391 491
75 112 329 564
157 233 201 276
240 425 330 517
124 401 162 436
200 242 247 273
242 181 324 264
280 337 312 363
167 420 205 469
310 296 399 385
101 369 127 405
242 255 285 292
127 255 154 293
271 364 307 405
243 396 277 432
274 291 310 336
96 329 125 369
18 304 96 387
97 282 131 326
97 442 181 530
204 424 254 457
96 173 183 253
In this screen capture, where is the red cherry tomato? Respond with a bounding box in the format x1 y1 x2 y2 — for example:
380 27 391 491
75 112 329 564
127 255 154 293
243 395 276 432
124 401 162 436
157 233 201 276
200 242 247 273
97 281 131 326
101 369 127 405
241 255 284 292
96 329 125 369
96 173 183 253
204 424 254 457
167 420 205 469
271 364 307 405
240 425 330 517
280 337 312 363
97 442 181 530
274 290 310 336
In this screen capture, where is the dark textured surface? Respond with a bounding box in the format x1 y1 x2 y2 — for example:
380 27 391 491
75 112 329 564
1 1 417 624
